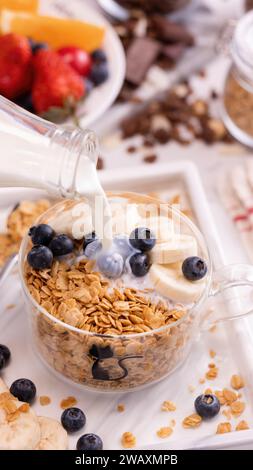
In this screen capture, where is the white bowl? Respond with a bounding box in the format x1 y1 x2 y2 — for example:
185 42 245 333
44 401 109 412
40 0 126 128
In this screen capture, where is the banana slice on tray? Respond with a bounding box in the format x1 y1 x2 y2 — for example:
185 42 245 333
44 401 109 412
149 263 206 304
150 234 197 264
0 379 41 450
35 416 68 450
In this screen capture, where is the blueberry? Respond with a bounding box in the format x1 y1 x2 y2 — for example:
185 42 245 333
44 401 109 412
129 252 151 277
182 256 207 281
113 234 133 259
90 63 109 86
61 407 86 433
15 93 34 113
29 38 48 54
85 78 94 95
91 49 107 63
10 378 36 404
83 232 97 251
49 234 74 256
194 394 220 419
29 224 55 246
27 245 53 270
84 239 102 259
0 344 11 366
129 227 156 252
76 433 103 450
97 252 124 278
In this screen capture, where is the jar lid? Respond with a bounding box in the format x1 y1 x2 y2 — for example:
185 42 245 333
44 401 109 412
232 10 253 77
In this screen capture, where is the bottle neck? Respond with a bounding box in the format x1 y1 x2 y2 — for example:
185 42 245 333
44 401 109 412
47 128 99 198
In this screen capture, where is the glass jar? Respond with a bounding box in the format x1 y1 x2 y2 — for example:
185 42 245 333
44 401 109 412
222 11 253 147
20 193 253 392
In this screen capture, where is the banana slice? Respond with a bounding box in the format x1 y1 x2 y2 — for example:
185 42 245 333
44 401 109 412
0 380 41 450
50 202 93 240
35 417 68 450
150 235 197 264
149 263 206 304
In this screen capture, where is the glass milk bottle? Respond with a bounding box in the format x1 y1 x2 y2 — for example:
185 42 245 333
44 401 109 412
0 95 101 199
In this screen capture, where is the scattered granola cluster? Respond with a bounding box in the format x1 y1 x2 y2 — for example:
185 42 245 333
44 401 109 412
182 413 202 429
39 396 51 406
161 400 176 412
157 426 173 438
60 396 77 410
121 431 136 448
0 199 51 267
182 373 249 437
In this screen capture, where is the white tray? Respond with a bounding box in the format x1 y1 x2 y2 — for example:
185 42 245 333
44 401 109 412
1 161 253 450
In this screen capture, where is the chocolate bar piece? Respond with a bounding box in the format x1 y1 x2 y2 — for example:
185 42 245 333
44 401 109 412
162 43 184 61
116 0 190 14
151 15 194 46
126 37 161 85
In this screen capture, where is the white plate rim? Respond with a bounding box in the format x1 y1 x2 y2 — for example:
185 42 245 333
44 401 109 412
40 0 126 128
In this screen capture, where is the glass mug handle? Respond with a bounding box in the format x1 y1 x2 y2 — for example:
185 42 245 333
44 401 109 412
201 264 253 329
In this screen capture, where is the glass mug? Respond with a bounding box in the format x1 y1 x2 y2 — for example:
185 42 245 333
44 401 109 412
19 193 253 392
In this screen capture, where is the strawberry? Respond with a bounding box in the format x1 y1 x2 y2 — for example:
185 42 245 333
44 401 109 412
0 33 32 100
32 50 85 117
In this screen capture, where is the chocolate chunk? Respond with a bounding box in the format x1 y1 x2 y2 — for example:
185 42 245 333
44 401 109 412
143 137 155 148
162 43 184 61
198 68 206 78
245 0 253 11
153 128 170 144
143 153 157 164
211 90 219 100
151 15 194 46
96 157 104 170
116 0 190 14
127 145 137 153
126 37 161 85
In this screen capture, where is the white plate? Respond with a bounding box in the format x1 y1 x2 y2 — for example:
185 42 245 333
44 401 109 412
1 161 253 450
39 0 125 128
